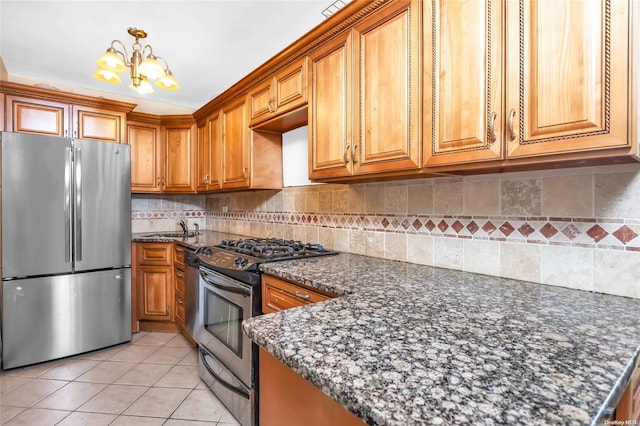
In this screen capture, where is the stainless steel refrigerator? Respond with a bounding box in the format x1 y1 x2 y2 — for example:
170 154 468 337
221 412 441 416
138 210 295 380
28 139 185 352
0 132 132 370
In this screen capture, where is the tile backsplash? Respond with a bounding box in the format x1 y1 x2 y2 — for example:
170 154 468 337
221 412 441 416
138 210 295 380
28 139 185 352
132 163 640 299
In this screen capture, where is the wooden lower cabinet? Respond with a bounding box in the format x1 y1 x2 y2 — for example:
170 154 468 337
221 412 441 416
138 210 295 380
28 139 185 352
616 361 640 422
259 348 365 426
134 242 179 332
262 275 331 313
174 245 186 329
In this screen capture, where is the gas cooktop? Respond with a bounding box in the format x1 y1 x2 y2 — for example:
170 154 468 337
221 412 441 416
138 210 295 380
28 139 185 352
197 238 338 273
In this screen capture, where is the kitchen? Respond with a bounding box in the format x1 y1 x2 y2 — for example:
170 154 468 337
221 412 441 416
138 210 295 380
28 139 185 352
1 0 639 425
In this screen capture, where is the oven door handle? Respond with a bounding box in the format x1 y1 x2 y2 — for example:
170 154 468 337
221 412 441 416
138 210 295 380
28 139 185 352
199 347 250 400
200 271 251 297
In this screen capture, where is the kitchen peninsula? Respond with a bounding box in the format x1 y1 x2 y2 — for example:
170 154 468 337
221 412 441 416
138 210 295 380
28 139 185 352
244 253 640 425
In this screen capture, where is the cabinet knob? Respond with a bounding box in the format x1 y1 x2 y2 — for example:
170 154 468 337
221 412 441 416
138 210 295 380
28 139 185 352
343 143 350 164
242 167 248 179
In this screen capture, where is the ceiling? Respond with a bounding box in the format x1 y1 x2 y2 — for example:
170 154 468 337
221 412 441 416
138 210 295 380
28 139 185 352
0 0 340 114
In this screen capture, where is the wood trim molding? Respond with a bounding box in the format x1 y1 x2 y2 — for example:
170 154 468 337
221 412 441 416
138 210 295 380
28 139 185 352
0 81 137 112
127 111 195 126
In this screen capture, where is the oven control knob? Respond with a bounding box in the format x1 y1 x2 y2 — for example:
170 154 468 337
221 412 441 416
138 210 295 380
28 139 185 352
234 257 243 265
240 258 248 267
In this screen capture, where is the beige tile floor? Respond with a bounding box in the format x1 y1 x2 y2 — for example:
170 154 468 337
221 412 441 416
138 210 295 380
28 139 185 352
0 331 241 426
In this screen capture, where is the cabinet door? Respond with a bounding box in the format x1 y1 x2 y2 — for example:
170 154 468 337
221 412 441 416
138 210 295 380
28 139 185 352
423 0 503 166
308 30 354 179
196 124 209 192
164 124 196 192
506 0 630 158
248 79 274 126
73 105 125 143
128 122 163 193
5 95 69 137
137 266 173 321
353 0 421 174
221 97 250 189
206 114 222 190
273 57 308 115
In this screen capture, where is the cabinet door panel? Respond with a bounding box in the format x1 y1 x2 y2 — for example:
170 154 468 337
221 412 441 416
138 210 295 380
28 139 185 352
196 124 209 192
424 0 503 165
274 57 308 113
308 31 353 179
164 125 196 192
6 96 68 136
207 114 222 189
138 266 172 320
248 80 273 124
221 98 250 189
128 123 162 192
75 107 124 143
354 0 420 174
506 0 630 157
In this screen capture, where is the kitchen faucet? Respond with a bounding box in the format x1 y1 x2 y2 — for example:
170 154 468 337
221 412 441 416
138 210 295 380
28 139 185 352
178 219 188 235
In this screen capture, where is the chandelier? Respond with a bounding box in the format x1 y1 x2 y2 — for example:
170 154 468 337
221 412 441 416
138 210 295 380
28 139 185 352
93 27 179 94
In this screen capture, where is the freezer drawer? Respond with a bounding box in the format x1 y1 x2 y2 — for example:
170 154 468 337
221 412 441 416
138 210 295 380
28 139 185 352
1 269 131 370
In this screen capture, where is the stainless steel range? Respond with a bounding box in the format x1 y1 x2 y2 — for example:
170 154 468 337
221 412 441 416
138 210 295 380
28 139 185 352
196 238 337 426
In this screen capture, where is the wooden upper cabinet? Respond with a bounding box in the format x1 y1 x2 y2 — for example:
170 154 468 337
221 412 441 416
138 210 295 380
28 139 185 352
196 112 222 192
128 121 163 192
5 95 69 137
505 0 630 158
309 0 420 180
73 105 125 143
2 83 134 142
423 0 503 166
352 0 421 174
308 30 353 180
248 57 309 127
221 97 250 189
164 123 196 192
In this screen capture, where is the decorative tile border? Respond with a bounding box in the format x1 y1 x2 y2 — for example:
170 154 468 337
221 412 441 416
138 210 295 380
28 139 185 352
203 211 640 251
131 210 205 219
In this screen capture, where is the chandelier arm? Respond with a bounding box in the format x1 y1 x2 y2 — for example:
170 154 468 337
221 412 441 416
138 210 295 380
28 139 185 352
155 56 171 71
110 39 132 66
142 44 155 58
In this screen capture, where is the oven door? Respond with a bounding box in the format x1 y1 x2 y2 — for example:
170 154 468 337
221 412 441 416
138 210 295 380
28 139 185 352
198 266 252 386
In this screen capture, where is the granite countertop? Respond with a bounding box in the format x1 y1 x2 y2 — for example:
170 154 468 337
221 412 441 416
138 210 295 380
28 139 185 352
132 230 246 250
244 253 640 426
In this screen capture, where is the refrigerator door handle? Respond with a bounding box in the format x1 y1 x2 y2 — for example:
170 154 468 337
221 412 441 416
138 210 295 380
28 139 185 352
64 147 72 263
74 147 82 262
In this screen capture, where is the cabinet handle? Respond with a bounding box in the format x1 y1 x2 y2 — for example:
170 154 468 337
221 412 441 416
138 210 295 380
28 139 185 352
177 299 183 305
161 177 165 186
294 290 310 300
176 271 184 277
203 174 209 185
508 109 517 140
488 112 497 143
242 167 248 179
156 176 161 186
352 144 359 164
64 130 68 137
343 144 350 164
